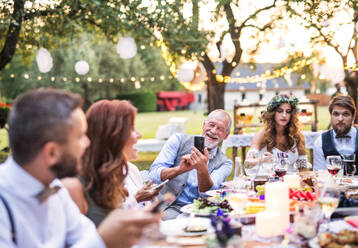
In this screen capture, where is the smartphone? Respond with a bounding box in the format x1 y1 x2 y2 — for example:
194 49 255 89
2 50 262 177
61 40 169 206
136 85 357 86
152 179 169 190
194 136 205 154
150 199 166 213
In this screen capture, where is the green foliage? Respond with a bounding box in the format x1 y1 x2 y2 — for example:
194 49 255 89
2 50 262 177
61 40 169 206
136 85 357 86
0 32 182 103
117 91 156 113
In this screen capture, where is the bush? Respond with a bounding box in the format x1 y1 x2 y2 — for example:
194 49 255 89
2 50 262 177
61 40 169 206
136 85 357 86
117 91 156 112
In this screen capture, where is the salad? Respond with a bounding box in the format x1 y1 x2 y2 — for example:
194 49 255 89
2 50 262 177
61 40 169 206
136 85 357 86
192 197 233 214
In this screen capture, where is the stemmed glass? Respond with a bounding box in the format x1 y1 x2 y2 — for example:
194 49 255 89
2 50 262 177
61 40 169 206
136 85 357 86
274 158 289 179
326 156 342 177
317 181 340 232
244 150 261 190
343 154 356 177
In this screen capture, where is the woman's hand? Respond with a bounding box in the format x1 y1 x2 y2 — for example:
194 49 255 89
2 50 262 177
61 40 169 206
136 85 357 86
135 181 162 203
261 152 273 164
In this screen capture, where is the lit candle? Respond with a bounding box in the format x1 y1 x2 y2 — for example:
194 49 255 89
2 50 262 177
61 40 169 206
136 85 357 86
284 175 300 188
255 211 281 237
265 182 289 234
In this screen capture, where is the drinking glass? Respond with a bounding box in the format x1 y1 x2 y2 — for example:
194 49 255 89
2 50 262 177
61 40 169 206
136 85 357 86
274 158 289 179
244 150 260 190
228 192 248 216
317 182 340 231
343 154 356 177
326 156 342 177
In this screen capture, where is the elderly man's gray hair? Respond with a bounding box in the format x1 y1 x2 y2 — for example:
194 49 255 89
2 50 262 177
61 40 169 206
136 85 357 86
205 109 232 132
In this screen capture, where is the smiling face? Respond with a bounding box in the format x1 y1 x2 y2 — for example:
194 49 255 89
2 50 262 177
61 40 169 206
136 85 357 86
331 105 354 136
202 112 230 149
123 127 142 160
274 103 292 127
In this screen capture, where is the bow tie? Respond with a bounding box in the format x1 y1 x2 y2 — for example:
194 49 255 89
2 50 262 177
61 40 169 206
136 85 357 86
336 135 351 139
36 185 61 204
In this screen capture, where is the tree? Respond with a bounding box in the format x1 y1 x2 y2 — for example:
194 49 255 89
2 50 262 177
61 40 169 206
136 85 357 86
0 0 159 71
147 0 284 112
0 32 179 105
284 0 358 122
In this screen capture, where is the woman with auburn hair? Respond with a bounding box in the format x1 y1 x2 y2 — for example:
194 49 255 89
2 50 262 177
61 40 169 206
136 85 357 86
62 100 161 226
244 94 307 174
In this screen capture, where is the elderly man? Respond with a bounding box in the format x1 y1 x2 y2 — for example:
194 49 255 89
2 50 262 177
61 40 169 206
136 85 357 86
0 88 159 248
313 95 358 173
148 109 232 219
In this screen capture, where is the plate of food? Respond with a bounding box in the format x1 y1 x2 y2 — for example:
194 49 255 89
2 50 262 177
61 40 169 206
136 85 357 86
180 197 233 217
160 217 214 237
309 229 358 248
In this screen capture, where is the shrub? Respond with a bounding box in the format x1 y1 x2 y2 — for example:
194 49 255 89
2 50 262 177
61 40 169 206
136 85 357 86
117 91 156 112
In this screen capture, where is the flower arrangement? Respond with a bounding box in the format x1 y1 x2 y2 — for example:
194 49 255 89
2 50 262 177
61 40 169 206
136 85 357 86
0 102 12 128
267 95 299 112
208 209 236 248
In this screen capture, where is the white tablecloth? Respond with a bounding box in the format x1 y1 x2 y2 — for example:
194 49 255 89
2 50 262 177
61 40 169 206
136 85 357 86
221 131 322 153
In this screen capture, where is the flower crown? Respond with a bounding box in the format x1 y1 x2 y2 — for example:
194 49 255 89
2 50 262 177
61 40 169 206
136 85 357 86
267 95 299 112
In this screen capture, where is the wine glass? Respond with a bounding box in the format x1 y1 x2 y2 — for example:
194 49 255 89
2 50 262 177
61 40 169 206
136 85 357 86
317 182 340 232
274 158 289 179
326 155 342 177
244 150 261 190
343 154 356 177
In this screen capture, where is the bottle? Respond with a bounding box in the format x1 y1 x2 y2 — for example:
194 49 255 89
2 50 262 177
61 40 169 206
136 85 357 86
234 156 244 179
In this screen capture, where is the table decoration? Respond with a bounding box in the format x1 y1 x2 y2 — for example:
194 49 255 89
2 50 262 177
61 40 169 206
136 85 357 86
265 182 290 234
255 211 281 237
208 210 237 248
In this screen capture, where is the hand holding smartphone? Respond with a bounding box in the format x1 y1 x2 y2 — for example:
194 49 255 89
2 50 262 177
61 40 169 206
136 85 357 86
152 179 169 190
194 136 205 154
150 193 175 213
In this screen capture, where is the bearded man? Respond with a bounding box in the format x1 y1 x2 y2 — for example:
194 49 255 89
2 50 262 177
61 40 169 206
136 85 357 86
148 109 232 220
313 95 358 174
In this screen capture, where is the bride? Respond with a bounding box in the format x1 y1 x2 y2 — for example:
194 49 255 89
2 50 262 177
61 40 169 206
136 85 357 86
244 94 307 174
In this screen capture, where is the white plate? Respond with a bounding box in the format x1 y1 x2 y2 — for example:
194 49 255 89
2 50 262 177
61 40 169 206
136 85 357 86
160 217 214 237
180 203 229 217
205 189 226 197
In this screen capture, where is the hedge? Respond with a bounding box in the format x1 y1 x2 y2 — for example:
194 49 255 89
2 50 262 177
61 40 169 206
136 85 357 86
117 91 156 112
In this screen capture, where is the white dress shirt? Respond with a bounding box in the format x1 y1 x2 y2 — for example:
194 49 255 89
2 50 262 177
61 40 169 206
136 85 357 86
0 157 106 248
313 127 357 170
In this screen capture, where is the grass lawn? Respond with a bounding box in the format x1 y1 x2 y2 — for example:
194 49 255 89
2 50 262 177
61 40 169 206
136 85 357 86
133 106 331 180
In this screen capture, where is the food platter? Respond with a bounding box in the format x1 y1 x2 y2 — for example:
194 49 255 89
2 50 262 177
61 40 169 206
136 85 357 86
160 217 214 237
180 203 229 217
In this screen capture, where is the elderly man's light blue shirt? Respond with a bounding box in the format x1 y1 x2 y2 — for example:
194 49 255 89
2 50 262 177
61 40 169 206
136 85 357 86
148 133 232 206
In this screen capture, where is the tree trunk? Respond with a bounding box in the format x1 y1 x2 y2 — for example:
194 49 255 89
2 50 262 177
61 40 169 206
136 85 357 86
345 71 358 124
0 0 24 71
81 82 92 110
207 75 225 113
